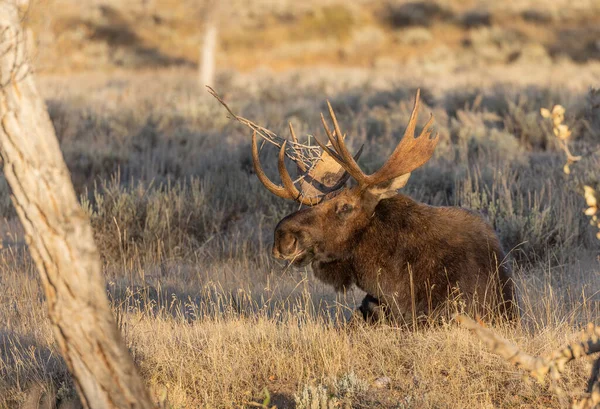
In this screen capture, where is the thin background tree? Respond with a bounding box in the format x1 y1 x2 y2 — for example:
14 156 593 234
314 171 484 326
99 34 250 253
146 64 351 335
199 0 220 88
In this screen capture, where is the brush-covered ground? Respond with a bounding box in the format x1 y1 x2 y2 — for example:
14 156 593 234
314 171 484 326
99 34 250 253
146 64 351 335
1 63 599 408
1 1 600 408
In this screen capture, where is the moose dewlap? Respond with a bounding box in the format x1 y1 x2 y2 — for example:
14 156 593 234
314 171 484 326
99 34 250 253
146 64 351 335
252 90 516 324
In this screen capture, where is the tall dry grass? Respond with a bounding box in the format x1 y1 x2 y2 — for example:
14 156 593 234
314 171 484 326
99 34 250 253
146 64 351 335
1 65 600 407
2 257 598 408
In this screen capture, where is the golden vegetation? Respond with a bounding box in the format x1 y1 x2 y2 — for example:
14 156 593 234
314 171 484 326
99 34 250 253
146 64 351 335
22 0 600 73
1 1 600 408
0 66 597 408
541 104 580 175
542 102 600 238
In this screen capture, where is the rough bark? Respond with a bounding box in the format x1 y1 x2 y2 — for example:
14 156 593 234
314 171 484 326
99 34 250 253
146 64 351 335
0 4 155 408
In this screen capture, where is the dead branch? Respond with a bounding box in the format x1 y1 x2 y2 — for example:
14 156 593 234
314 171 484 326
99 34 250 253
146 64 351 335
457 315 600 409
207 85 323 170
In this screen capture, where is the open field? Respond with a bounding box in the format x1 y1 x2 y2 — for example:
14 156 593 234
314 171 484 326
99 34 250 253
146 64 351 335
23 0 600 73
1 1 600 408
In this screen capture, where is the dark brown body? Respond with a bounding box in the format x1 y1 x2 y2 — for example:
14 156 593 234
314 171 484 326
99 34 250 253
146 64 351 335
275 193 516 323
255 91 516 324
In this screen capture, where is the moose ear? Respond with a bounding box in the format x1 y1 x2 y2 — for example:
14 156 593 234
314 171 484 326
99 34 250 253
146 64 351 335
366 173 411 201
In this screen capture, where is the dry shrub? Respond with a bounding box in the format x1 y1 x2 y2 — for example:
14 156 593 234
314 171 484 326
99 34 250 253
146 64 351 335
37 72 598 269
540 90 600 239
382 1 454 28
465 27 524 64
82 177 224 264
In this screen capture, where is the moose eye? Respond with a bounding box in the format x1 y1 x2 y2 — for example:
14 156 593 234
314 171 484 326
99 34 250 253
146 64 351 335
337 203 354 215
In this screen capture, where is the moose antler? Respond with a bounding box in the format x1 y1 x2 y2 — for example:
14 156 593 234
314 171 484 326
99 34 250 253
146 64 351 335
251 90 436 204
211 87 436 204
209 86 362 205
314 89 439 190
251 128 363 206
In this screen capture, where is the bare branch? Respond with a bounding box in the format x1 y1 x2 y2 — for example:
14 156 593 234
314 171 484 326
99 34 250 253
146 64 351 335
207 85 322 169
458 315 600 408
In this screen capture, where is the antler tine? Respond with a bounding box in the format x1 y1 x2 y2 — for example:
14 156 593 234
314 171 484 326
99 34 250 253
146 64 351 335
366 89 439 187
288 122 299 144
326 101 367 185
318 144 364 193
301 144 365 196
278 141 322 206
313 134 344 164
252 131 294 200
313 132 367 189
313 103 366 182
320 113 341 152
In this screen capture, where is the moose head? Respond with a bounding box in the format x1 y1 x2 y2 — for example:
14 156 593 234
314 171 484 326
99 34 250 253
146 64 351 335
253 90 438 268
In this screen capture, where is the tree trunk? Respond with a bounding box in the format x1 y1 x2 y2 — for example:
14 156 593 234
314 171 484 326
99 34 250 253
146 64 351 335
0 4 155 409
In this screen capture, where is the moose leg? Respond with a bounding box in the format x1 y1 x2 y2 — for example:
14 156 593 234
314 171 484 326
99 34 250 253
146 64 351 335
358 294 388 323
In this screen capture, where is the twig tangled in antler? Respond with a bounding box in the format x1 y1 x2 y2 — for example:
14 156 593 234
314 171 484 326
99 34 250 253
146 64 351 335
208 86 368 204
457 315 600 409
206 86 323 172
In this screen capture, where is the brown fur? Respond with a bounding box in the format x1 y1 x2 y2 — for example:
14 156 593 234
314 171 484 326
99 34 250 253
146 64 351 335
272 188 517 324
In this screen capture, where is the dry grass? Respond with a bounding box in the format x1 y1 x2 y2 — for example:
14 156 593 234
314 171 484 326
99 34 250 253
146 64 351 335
2 2 600 405
0 65 598 407
1 261 598 408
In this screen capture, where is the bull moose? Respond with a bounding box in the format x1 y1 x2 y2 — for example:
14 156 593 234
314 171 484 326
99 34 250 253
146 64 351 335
251 90 516 324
